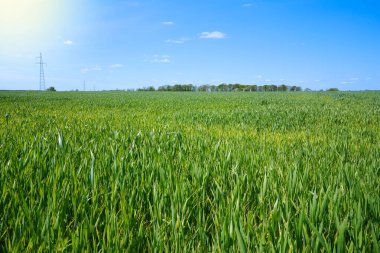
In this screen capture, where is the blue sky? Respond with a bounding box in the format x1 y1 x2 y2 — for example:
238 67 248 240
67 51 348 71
1 0 379 91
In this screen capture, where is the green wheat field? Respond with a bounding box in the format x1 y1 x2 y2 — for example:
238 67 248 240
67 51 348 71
0 91 379 252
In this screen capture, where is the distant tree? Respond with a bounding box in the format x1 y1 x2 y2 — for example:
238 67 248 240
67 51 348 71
289 86 302 92
47 86 56 91
157 84 195 92
136 83 304 92
220 84 229 91
209 85 217 92
278 84 288 92
137 86 155 91
198 85 209 92
173 84 182 91
326 88 339 91
247 85 257 92
232 83 243 91
269 85 277 91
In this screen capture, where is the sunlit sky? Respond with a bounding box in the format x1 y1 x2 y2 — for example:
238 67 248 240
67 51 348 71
1 0 379 91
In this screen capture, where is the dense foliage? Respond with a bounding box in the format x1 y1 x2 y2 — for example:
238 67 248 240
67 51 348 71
138 83 302 92
0 91 379 252
46 86 57 92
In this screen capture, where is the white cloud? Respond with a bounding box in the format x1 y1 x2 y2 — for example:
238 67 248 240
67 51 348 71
146 55 171 63
242 3 253 8
109 64 123 68
166 38 188 44
340 77 360 84
256 75 263 79
200 31 226 39
157 56 170 63
64 40 73 45
81 66 102 73
162 21 174 25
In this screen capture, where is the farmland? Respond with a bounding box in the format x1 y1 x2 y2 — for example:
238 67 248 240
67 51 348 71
0 90 379 252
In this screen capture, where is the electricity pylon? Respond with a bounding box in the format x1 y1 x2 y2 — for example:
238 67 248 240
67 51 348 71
36 53 46 90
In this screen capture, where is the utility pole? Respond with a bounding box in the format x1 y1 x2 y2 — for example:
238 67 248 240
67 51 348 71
83 80 86 91
36 53 46 90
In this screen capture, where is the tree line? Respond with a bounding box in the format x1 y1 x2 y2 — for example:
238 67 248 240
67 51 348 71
137 83 303 92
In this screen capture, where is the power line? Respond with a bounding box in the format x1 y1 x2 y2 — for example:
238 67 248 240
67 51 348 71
36 53 46 90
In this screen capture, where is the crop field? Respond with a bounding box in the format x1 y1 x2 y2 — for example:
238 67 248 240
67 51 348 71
0 90 379 252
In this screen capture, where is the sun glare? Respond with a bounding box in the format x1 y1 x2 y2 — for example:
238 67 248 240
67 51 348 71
0 0 53 36
0 0 76 52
